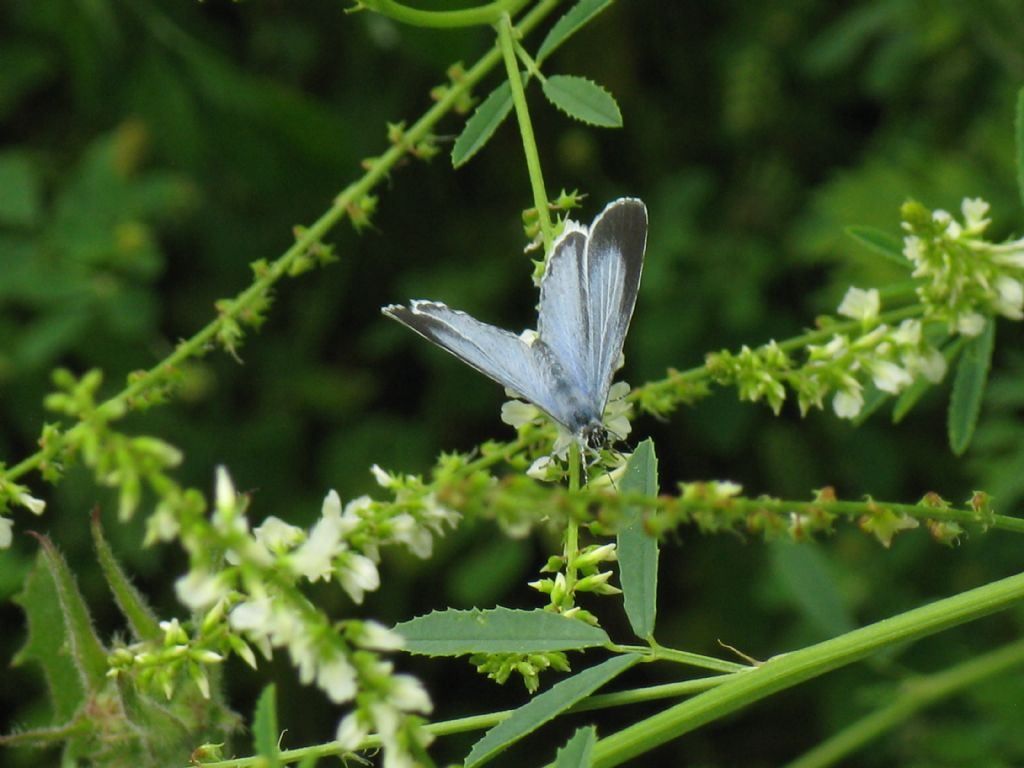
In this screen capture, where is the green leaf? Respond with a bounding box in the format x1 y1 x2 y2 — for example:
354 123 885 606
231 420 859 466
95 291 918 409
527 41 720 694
20 534 108 691
616 439 659 640
1016 86 1024 209
948 319 995 456
92 511 161 642
554 725 597 767
541 75 622 128
252 685 281 767
393 607 610 656
0 150 42 227
536 0 614 64
452 82 513 168
844 225 909 267
465 654 639 767
11 549 86 722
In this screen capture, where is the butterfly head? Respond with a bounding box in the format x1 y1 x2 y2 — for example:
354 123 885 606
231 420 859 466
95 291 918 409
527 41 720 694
580 420 612 454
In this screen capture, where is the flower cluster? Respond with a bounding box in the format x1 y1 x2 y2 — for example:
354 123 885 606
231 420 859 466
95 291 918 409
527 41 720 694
163 468 458 768
529 542 620 624
0 476 47 549
902 197 1024 334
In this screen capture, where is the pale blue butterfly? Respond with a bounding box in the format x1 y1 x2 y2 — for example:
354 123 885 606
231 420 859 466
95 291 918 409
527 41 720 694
383 198 648 450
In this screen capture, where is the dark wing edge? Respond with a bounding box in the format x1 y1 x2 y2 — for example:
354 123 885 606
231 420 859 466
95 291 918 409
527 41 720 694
583 197 649 405
536 228 590 390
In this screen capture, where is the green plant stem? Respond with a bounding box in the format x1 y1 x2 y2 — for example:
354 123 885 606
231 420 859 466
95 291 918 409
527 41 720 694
783 636 1024 768
563 440 582 601
610 643 748 674
572 570 1024 768
497 11 554 252
360 0 530 28
192 675 740 767
0 0 564 489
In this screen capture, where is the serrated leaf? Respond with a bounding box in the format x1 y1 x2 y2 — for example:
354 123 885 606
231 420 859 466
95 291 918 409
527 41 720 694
465 654 639 767
1016 86 1024 209
393 607 609 656
253 685 281 767
541 75 622 128
844 225 909 268
949 319 995 455
452 81 513 168
92 511 161 642
554 725 597 767
11 549 86 722
536 0 614 64
616 439 659 640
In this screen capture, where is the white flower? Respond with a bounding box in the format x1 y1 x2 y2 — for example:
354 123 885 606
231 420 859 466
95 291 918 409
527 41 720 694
903 235 924 264
869 361 912 394
837 287 880 322
291 495 346 582
215 466 236 512
388 674 432 713
175 569 229 612
390 513 433 558
912 347 948 383
832 381 864 419
144 502 180 545
354 620 406 651
254 516 304 552
17 492 46 516
338 552 380 604
0 517 12 549
229 597 274 635
962 197 991 232
994 276 1024 320
956 312 986 337
990 238 1024 268
336 712 371 751
371 464 397 489
421 493 459 532
501 399 541 428
318 654 358 703
890 319 921 347
527 455 558 481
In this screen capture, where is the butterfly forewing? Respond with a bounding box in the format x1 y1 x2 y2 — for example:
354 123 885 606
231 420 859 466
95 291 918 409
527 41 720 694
537 228 591 394
583 199 648 409
382 301 590 430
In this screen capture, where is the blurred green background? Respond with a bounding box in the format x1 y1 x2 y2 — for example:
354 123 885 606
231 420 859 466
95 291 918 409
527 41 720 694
2 1 1024 766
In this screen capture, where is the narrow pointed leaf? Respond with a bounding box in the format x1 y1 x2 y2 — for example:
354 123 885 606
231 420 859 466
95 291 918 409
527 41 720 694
253 685 281 767
554 725 597 767
92 510 161 642
394 607 609 656
948 319 995 455
452 82 513 167
465 654 639 767
616 439 659 640
844 225 909 267
536 0 614 64
1016 86 1024 209
541 75 622 128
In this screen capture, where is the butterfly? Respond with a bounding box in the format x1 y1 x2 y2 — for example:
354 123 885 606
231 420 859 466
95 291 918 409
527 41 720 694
382 198 648 451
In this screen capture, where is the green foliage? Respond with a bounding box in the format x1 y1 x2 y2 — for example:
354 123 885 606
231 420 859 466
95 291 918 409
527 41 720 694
616 439 659 640
949 319 995 455
553 725 596 767
540 75 622 127
464 654 640 767
393 607 610 655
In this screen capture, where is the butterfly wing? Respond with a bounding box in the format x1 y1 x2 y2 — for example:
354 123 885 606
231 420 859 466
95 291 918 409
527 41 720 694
582 198 648 409
382 300 588 430
537 225 591 397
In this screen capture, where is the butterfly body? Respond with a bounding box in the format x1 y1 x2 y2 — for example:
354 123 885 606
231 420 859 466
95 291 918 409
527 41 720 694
383 198 648 446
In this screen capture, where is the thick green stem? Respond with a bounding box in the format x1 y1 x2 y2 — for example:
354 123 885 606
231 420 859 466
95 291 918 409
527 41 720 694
783 637 1024 768
563 440 582 602
497 12 554 252
579 570 1024 767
